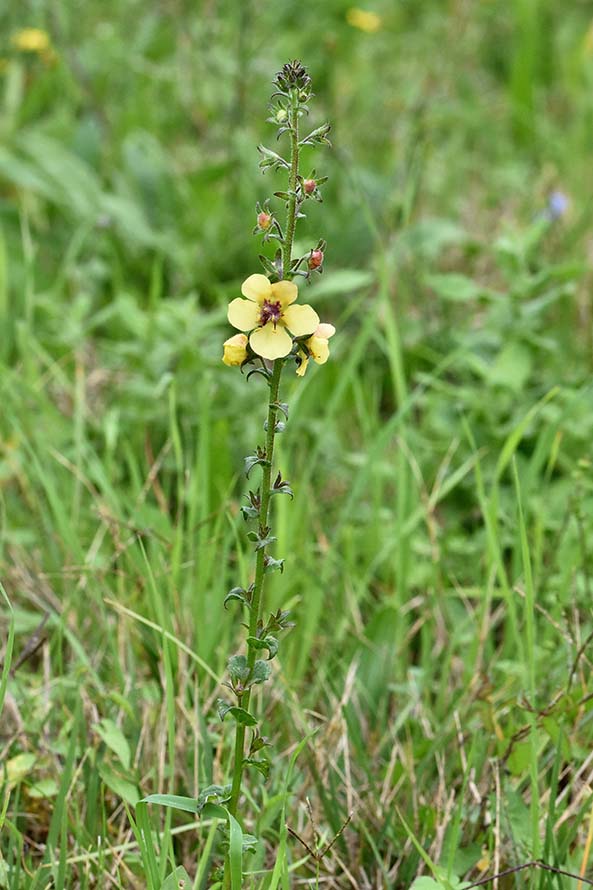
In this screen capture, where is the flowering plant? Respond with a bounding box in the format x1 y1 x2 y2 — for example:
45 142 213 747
138 59 334 888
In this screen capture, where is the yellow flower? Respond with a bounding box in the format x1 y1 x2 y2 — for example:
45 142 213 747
10 28 56 64
222 333 249 367
11 28 51 53
296 323 336 377
228 274 319 361
346 8 382 33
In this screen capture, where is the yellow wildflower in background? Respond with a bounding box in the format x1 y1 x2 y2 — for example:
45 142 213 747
346 8 382 33
296 323 336 377
10 28 56 63
11 28 50 52
228 274 319 361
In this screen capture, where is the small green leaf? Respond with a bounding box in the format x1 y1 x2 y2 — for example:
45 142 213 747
299 123 331 147
197 784 232 813
489 342 532 391
200 801 229 820
240 505 259 520
244 453 270 478
244 757 270 780
217 700 258 726
227 654 249 682
27 777 59 799
257 144 290 171
251 660 272 685
94 718 131 770
264 556 284 574
269 485 293 499
249 733 271 755
255 534 277 551
247 635 279 660
98 763 140 806
224 588 249 610
5 753 36 786
241 833 258 854
506 738 534 776
161 866 191 889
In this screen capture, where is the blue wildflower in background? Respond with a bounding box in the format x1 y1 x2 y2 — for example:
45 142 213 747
546 190 569 221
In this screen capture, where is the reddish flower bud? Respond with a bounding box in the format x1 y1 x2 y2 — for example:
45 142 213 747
308 249 324 270
257 211 272 230
304 178 316 195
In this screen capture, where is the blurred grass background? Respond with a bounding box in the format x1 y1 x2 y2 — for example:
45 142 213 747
2 1 593 888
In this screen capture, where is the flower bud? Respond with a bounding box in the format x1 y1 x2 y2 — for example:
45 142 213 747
257 211 272 230
276 108 287 123
308 249 324 270
303 179 316 195
222 333 249 367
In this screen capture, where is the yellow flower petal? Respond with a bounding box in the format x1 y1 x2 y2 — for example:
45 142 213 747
228 298 260 332
309 336 330 365
282 303 319 337
250 323 293 360
296 353 309 377
271 279 298 307
222 333 248 366
241 273 271 303
316 323 336 340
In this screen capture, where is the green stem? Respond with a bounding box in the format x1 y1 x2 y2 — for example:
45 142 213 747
282 88 300 277
227 359 283 818
223 82 301 890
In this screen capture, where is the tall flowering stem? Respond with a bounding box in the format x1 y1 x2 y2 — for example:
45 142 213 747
227 359 283 818
282 88 300 277
217 60 333 886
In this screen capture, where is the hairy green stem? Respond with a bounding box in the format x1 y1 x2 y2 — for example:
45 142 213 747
282 88 300 277
224 86 301 849
227 359 283 818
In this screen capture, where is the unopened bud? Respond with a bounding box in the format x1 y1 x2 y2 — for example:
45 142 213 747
222 333 249 367
308 249 324 270
304 179 316 195
257 211 272 230
276 108 287 123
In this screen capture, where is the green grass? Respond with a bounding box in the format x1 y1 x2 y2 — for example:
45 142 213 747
2 1 593 887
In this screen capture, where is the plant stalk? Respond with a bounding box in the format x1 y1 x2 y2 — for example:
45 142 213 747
227 358 283 818
225 83 300 832
282 88 300 276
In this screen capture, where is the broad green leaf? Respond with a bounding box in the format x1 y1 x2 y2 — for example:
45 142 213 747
95 718 131 770
489 342 532 391
6 753 37 785
98 763 140 806
425 273 485 302
27 778 59 799
5 753 36 786
140 794 197 814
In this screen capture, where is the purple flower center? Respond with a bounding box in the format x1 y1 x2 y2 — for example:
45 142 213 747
259 299 282 327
